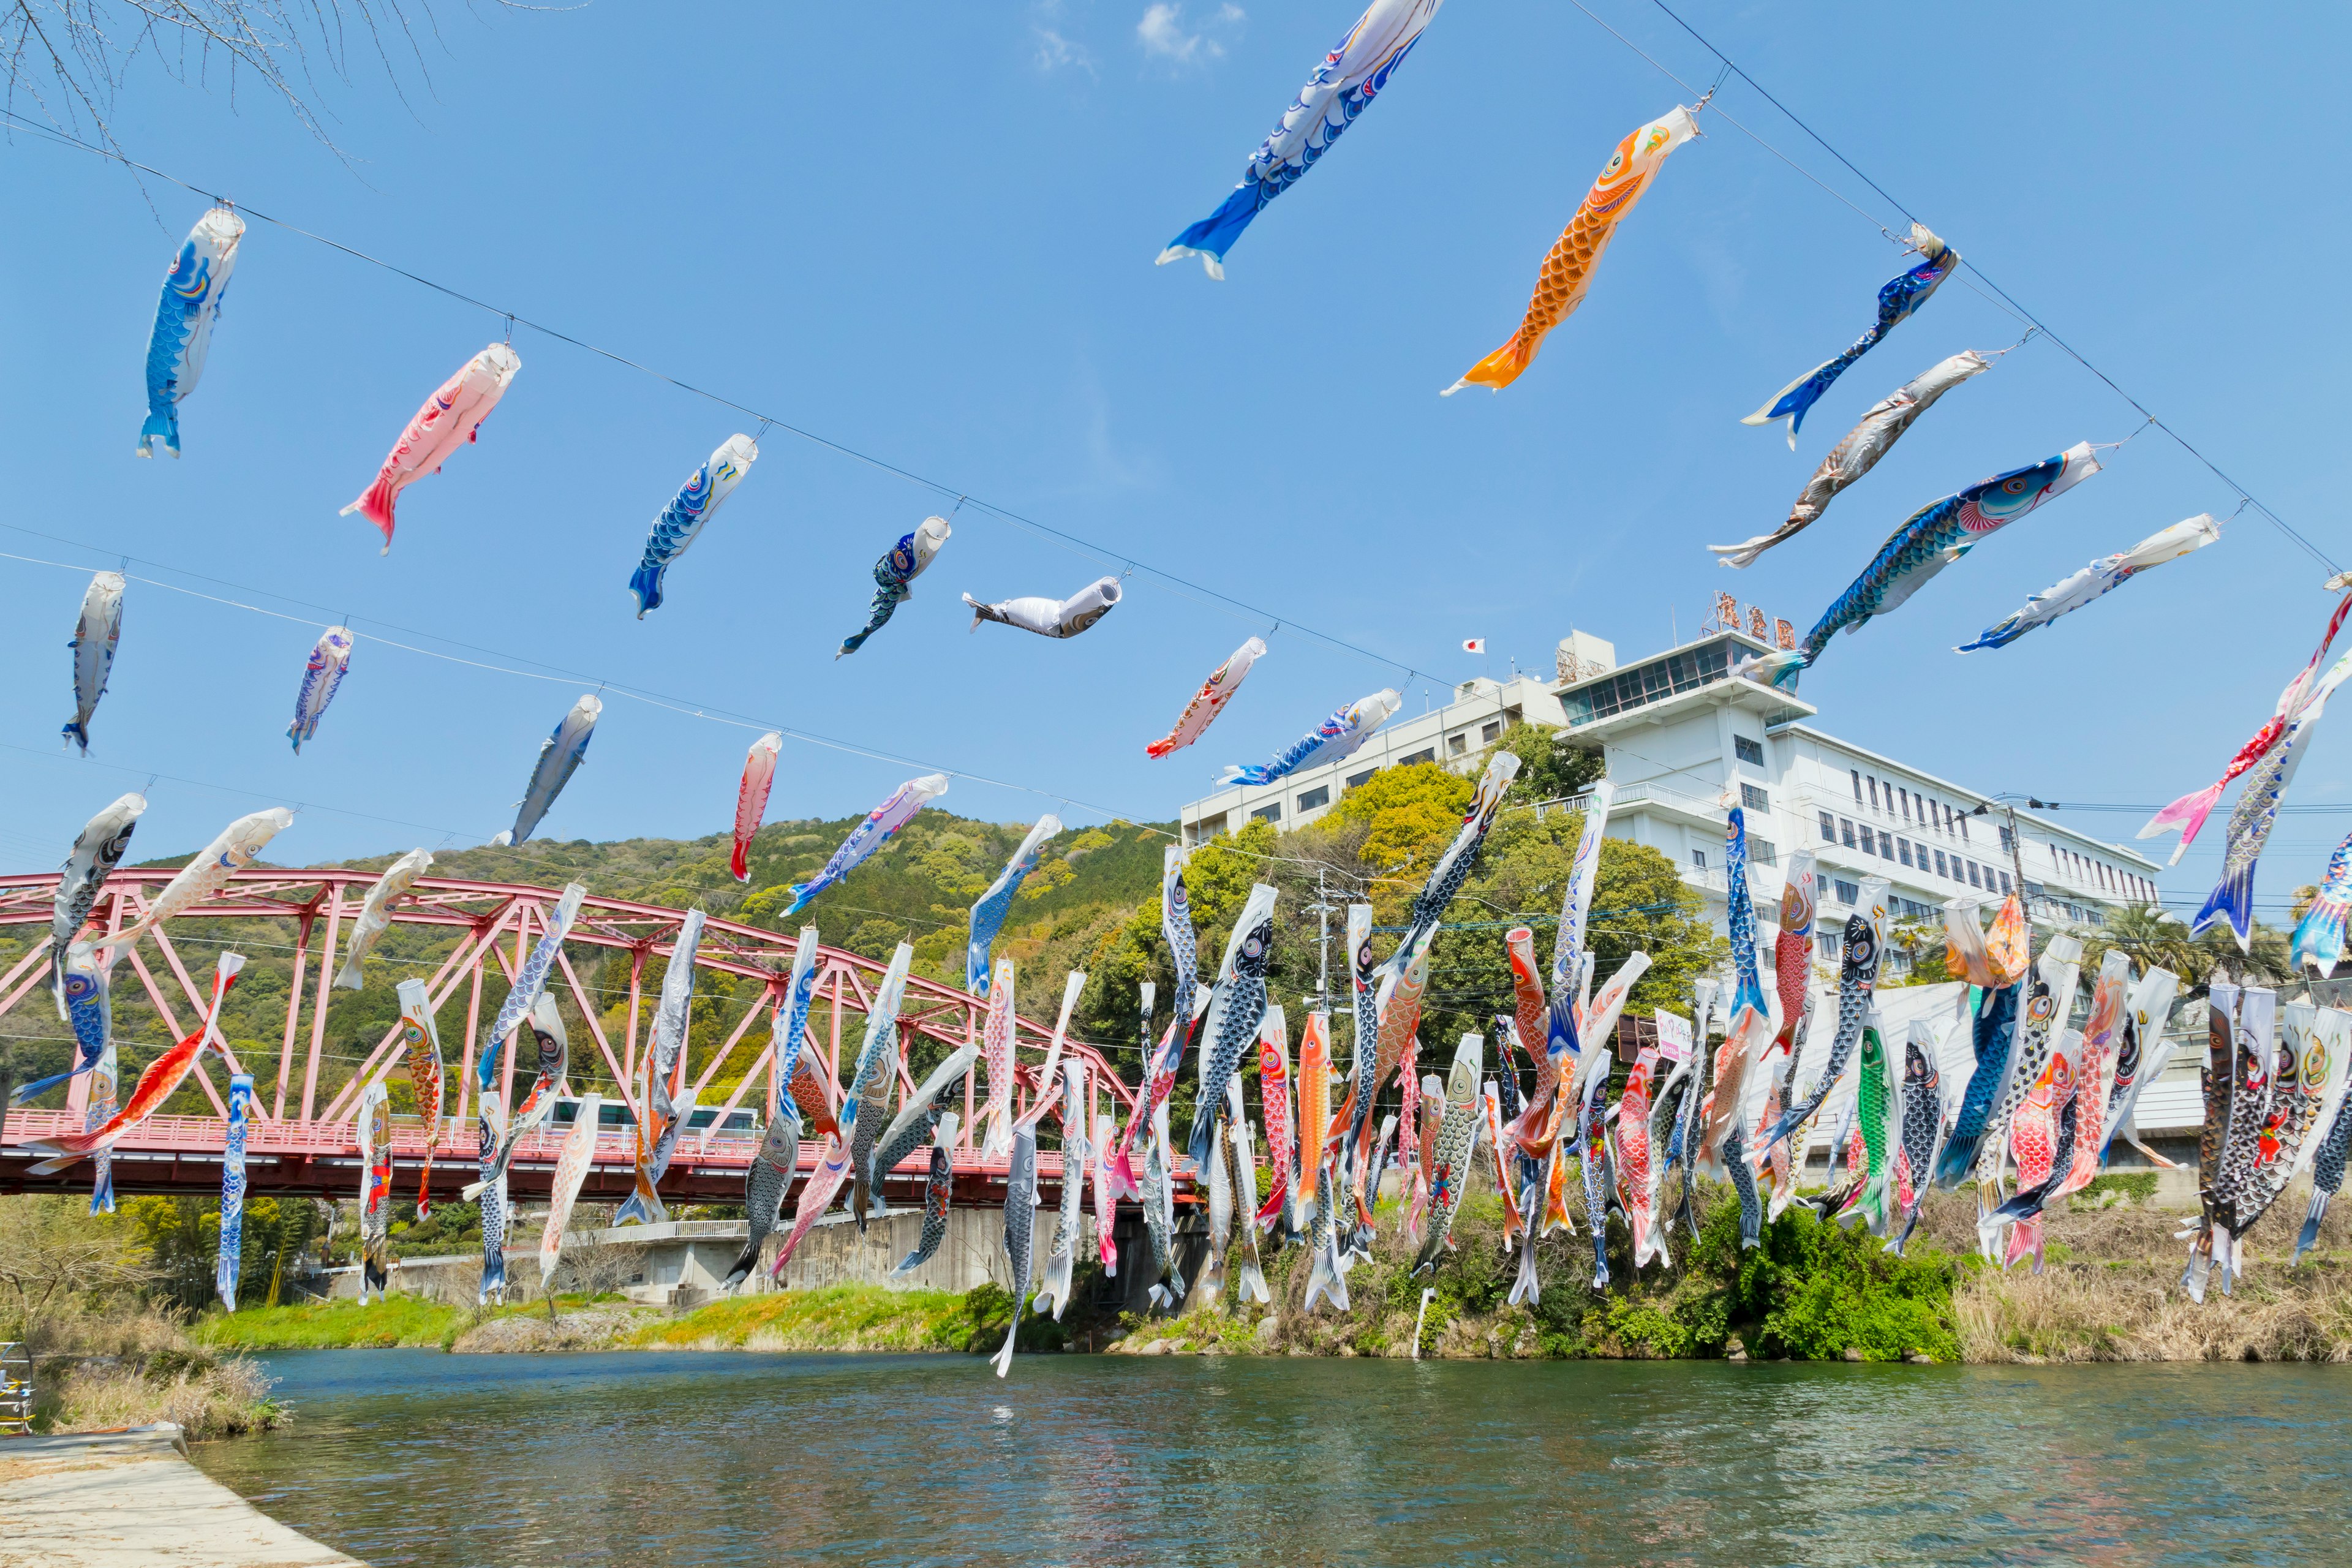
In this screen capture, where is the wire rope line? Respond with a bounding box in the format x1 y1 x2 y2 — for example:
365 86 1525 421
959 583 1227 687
1559 0 2339 575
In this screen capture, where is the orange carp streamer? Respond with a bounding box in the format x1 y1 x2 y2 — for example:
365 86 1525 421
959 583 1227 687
1442 105 1698 396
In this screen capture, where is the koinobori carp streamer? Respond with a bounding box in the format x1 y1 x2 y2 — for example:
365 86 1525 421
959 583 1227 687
342 343 520 552
1443 105 1698 396
140 205 244 459
1741 225 1959 448
629 434 758 618
1157 0 1445 279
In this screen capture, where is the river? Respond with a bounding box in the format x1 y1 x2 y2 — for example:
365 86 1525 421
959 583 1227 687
192 1350 2349 1566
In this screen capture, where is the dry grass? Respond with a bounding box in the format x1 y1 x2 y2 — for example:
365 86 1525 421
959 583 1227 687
1957 1263 2352 1362
44 1354 282 1438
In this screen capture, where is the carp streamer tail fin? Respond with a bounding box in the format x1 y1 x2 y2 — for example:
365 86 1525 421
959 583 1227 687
1506 1225 1542 1307
627 560 664 620
1441 335 1534 398
137 409 179 459
480 1246 506 1306
339 480 398 554
1155 186 1255 281
612 1185 665 1228
1303 1241 1351 1313
61 719 91 755
2296 1193 2331 1265
2139 784 2225 864
2192 862 2258 951
1736 649 1810 692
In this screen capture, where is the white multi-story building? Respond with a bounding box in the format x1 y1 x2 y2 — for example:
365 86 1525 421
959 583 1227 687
1178 624 2165 965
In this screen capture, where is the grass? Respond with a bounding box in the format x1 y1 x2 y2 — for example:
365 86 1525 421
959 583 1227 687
194 1295 475 1351
630 1284 984 1353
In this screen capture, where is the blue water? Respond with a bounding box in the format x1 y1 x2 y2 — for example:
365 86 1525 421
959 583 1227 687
192 1350 2351 1566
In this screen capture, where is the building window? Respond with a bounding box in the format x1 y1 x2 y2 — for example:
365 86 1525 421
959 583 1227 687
1735 736 1764 765
1741 783 1770 813
1819 810 1836 843
1480 720 1502 744
1852 769 1863 802
1346 769 1374 790
1935 850 1949 878
1868 777 1880 809
2000 872 2014 894
1751 838 1777 867
1297 786 1330 812
1841 818 1857 848
1447 734 1468 756
1959 813 1970 842
1878 831 1895 859
1898 788 1911 821
1819 929 1842 958
1898 838 1913 868
1251 803 1281 824
1401 748 1436 766
1833 879 1860 905
1967 861 1981 888
1692 848 1709 870
1999 825 2013 853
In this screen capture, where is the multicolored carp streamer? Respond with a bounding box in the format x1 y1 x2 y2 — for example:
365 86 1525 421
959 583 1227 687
2099 964 2181 1161
1887 1021 1947 1255
1711 351 1991 568
1959 513 2223 653
24 955 242 1171
62 571 125 756
1443 105 1698 396
1189 883 1279 1166
967 816 1063 995
1743 226 1958 447
342 343 521 552
1744 443 2103 690
2057 954 2131 1200
1762 878 1887 1151
839 515 950 658
1255 1007 1298 1237
963 576 1121 638
1148 637 1267 758
617 907 706 1227
1411 1033 1485 1276
464 995 573 1198
2296 1009 2352 1263
1389 752 1521 962
139 205 245 457
992 1123 1041 1378
1156 0 1443 277
2141 590 2352 862
870 1043 984 1206
47 791 143 1020
2185 986 2313 1300
215 1072 254 1311
1940 896 1994 989
2193 642 2352 948
2292 1006 2352 1186
1220 688 1401 786
356 1077 393 1303
1970 937 2082 1226
287 626 354 752
1723 804 1771 1025
891 1112 961 1280
727 733 782 883
1771 850 1818 1057
538 1094 605 1291
476 1091 509 1305
491 695 600 847
770 929 823 1091
844 945 916 1230
111 808 293 946
336 848 432 989
86 1034 119 1215
628 434 758 617
2294 828 2352 976
16 936 116 1107
393 978 447 1220
1112 848 1200 1194
1091 1107 1120 1273
477 882 587 1091
1618 1041 1664 1268
1984 894 2030 987
785 773 949 915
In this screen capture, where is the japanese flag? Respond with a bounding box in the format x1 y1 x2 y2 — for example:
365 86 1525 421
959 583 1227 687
1462 638 1487 654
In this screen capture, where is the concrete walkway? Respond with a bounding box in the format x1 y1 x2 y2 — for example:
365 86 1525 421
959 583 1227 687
0 1425 358 1568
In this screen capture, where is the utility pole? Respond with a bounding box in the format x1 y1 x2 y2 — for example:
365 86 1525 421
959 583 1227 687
1306 867 1338 1014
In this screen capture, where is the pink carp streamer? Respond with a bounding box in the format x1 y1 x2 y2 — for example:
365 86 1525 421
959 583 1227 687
731 733 781 882
341 344 521 552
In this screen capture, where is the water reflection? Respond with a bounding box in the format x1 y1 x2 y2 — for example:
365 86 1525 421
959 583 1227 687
192 1352 2352 1567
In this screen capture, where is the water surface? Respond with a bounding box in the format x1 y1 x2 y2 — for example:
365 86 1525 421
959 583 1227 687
194 1349 2350 1567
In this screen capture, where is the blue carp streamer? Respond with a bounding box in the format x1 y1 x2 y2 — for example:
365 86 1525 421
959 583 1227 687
967 816 1061 995
839 516 950 658
1220 688 1400 788
1157 0 1444 278
629 435 758 617
140 205 244 458
1743 225 1955 448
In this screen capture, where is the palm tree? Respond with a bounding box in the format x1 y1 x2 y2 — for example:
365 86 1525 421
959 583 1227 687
2076 902 2292 991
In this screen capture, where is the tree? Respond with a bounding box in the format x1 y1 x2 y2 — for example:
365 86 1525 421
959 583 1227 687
0 1195 153 1348
1492 720 1604 805
2 2 522 149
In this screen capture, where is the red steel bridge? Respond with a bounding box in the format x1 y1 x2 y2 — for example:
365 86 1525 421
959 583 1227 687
0 870 1148 1210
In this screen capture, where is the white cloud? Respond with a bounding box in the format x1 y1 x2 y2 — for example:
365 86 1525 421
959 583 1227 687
1137 3 1243 66
1035 26 1095 73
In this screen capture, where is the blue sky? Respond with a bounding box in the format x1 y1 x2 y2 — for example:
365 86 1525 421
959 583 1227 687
1 1 2346 921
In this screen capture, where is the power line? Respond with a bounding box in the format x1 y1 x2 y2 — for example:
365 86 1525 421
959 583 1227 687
1565 0 2340 575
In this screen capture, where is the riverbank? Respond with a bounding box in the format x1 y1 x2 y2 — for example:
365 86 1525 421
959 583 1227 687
0 1423 357 1567
181 1184 2352 1366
